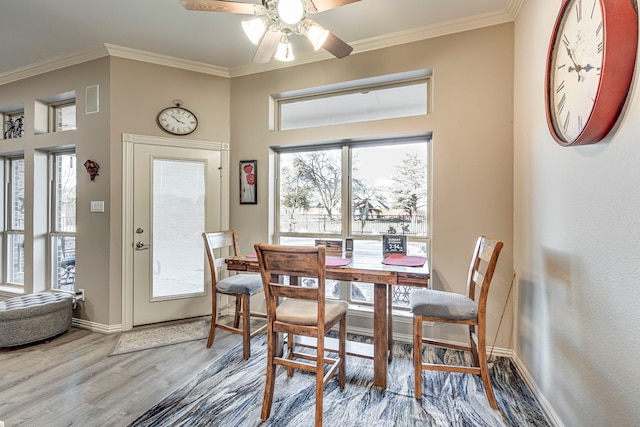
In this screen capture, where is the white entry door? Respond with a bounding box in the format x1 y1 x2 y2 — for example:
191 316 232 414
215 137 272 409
128 138 225 326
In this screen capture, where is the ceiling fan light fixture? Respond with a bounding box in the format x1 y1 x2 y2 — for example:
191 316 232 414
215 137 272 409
306 24 329 50
242 17 267 45
277 0 305 25
274 36 295 61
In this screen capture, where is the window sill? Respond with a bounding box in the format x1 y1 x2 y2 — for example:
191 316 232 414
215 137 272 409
0 285 25 298
346 303 412 318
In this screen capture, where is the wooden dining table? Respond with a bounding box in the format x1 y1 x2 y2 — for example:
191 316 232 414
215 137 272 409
226 251 430 389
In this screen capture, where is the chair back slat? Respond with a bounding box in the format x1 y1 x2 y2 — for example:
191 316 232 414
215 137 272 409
261 248 326 278
270 283 319 300
466 236 503 302
472 270 485 286
202 230 241 284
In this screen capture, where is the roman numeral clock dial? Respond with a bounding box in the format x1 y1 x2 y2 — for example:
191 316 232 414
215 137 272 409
545 0 638 146
157 101 198 136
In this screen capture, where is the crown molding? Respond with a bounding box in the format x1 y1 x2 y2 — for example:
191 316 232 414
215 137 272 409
506 0 525 19
0 43 230 86
229 7 519 77
0 3 522 84
0 44 111 86
104 44 230 78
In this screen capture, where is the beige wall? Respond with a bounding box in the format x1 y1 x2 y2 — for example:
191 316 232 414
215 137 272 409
230 23 515 348
108 58 231 325
0 58 112 324
0 57 231 328
515 2 640 425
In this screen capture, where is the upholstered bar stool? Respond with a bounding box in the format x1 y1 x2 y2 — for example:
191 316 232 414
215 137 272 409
410 236 503 409
202 230 266 359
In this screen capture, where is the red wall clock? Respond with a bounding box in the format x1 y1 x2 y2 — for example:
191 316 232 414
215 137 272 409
545 0 638 146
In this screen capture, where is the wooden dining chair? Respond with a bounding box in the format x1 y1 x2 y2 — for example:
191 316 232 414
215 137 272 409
410 236 503 409
254 243 348 426
202 230 266 359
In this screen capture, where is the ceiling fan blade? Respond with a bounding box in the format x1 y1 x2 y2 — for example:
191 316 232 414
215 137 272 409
253 31 281 63
309 0 360 13
179 0 259 14
323 32 353 59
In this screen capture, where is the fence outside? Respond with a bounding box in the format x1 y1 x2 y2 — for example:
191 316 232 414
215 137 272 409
281 212 427 236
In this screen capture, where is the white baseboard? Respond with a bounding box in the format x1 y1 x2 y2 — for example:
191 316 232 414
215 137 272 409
72 317 122 334
510 353 564 427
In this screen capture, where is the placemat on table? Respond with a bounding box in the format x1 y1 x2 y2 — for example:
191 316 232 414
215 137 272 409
381 254 427 267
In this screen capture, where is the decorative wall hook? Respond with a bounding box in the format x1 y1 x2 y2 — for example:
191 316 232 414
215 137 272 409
84 160 100 181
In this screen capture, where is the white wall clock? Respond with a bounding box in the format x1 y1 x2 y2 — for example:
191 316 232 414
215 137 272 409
545 0 638 146
157 100 198 136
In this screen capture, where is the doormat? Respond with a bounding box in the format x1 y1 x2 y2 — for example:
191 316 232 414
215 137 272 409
110 318 209 356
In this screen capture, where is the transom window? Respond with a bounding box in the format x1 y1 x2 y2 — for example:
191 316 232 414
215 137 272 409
274 69 431 131
3 111 25 140
274 136 430 308
51 101 76 132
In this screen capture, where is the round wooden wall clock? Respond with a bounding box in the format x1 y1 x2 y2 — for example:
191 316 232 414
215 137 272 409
545 0 638 146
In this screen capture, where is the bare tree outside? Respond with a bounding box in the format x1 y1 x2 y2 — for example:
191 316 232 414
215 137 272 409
292 150 342 219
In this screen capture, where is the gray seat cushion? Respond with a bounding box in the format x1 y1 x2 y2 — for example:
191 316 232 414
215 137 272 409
410 288 477 320
216 273 263 296
0 293 72 321
276 299 348 326
0 293 73 347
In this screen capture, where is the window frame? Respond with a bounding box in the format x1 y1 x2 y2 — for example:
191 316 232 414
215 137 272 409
48 150 76 291
2 110 25 140
275 78 429 131
49 99 76 132
273 135 430 308
3 156 25 286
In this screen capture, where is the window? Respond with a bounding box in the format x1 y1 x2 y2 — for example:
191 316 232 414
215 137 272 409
51 100 76 132
275 70 430 131
275 136 430 308
50 152 76 290
34 91 76 134
5 157 25 285
3 111 25 140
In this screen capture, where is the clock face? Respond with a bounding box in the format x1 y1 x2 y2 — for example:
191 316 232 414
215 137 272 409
549 0 604 144
157 107 198 135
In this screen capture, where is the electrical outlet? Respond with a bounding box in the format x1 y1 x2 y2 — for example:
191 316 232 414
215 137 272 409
75 289 85 301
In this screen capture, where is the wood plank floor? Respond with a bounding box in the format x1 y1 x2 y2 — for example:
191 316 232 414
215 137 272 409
0 321 241 427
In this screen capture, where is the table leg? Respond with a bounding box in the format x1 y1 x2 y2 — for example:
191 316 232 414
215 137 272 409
388 286 393 362
373 282 387 388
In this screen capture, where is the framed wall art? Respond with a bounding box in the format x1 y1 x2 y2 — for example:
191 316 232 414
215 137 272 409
239 160 257 204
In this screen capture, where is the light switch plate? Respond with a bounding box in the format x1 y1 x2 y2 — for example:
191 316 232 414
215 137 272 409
90 200 104 212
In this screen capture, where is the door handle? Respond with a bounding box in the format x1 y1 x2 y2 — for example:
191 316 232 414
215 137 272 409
135 241 150 250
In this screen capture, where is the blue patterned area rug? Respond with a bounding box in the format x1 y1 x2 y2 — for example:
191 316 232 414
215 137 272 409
128 336 549 426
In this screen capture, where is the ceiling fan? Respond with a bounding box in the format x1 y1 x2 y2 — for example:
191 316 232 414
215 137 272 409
179 0 360 63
